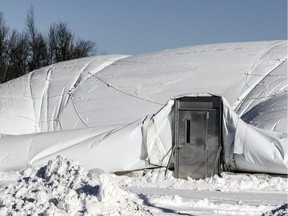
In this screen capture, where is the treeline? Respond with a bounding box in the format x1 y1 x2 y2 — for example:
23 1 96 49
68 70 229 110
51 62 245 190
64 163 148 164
0 7 97 84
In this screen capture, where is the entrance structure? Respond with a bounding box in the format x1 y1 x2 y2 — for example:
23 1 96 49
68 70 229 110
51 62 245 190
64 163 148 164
173 96 223 179
0 41 287 176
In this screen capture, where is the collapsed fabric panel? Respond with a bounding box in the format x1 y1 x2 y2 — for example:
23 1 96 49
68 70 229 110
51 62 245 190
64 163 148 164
145 100 175 166
96 41 286 108
0 41 287 175
0 75 37 135
53 41 288 135
0 95 287 175
143 95 288 175
241 93 287 134
59 75 163 129
1 41 286 136
221 98 287 174
234 123 287 174
235 60 287 117
0 119 147 172
0 55 128 135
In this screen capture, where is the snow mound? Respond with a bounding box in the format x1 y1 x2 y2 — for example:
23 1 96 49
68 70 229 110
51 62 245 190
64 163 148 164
0 156 151 216
263 203 288 216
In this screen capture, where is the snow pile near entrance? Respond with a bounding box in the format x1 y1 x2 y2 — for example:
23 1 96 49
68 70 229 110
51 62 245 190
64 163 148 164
0 157 286 215
0 156 151 216
117 169 288 192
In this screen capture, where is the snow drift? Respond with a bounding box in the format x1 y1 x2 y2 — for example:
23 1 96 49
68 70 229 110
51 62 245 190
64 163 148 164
0 41 287 175
0 156 151 215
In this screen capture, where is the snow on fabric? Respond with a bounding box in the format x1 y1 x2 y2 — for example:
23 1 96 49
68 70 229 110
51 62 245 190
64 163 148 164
0 41 287 175
0 156 151 216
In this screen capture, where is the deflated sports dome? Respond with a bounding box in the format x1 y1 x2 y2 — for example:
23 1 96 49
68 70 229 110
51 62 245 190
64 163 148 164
0 41 287 177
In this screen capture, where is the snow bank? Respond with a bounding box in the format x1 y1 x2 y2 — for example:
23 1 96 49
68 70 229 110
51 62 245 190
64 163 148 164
263 203 288 216
115 169 287 215
117 169 288 192
0 156 151 216
0 158 286 215
145 195 277 216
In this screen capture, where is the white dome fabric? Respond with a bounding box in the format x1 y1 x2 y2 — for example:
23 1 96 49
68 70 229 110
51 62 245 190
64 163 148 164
0 41 287 174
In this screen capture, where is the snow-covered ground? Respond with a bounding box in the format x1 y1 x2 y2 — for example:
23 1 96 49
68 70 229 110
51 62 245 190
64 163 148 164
117 170 288 215
0 156 287 215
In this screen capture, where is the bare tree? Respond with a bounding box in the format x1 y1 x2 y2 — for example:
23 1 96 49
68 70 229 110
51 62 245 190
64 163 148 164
48 22 96 63
6 30 28 81
26 6 48 71
72 39 96 59
48 22 74 63
0 12 9 83
0 8 98 84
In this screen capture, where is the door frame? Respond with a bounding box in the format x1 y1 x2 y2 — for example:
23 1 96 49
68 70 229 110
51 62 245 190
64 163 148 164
173 96 223 179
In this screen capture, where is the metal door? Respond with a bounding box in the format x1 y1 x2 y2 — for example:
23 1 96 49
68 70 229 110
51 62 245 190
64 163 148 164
176 109 220 179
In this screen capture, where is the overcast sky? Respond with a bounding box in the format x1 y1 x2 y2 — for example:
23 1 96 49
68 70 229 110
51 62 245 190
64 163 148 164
0 0 287 55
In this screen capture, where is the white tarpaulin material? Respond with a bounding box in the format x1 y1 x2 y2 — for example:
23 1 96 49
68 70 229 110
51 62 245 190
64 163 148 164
0 41 287 174
0 120 146 172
